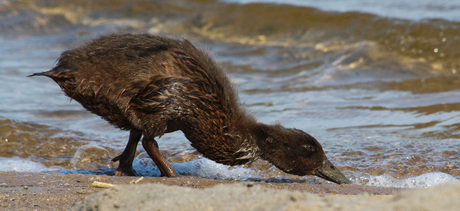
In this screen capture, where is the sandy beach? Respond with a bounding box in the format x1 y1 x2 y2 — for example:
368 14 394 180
0 171 458 210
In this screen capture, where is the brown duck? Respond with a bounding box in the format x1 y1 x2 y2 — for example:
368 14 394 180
30 33 351 184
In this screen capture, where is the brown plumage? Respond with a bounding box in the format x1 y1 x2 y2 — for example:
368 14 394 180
30 33 351 184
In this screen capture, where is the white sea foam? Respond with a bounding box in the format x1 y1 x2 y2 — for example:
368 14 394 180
354 172 459 188
134 157 459 188
133 157 258 180
0 156 49 172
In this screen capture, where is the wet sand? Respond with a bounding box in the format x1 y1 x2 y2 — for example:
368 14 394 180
1 172 458 210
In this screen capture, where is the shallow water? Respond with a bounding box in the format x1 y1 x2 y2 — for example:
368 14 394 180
1 0 459 187
228 0 460 21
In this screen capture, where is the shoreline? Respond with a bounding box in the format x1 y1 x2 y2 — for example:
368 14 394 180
2 172 459 210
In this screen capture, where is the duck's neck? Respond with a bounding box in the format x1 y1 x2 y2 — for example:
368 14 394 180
182 112 263 165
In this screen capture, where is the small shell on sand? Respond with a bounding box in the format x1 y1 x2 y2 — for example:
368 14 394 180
91 181 114 188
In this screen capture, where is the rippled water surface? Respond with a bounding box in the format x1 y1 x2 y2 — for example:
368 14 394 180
1 0 459 187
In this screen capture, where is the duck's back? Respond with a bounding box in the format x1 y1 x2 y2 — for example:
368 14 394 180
44 34 240 133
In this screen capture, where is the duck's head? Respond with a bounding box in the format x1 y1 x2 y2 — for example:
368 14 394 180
255 125 351 184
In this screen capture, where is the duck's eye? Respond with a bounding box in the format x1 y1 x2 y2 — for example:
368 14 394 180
303 144 314 151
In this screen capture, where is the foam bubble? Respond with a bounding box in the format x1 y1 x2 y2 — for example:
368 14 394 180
133 157 258 180
355 172 458 188
0 157 49 172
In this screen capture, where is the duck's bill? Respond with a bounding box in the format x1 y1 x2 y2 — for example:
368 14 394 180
315 158 351 184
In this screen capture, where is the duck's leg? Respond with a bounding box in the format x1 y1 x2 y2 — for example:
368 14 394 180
142 136 177 177
112 129 142 176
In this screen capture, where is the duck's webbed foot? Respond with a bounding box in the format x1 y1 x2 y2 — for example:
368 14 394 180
112 129 142 176
142 136 177 177
112 155 138 176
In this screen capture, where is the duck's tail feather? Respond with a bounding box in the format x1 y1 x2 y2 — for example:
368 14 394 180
28 71 55 78
28 65 71 79
27 72 45 77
